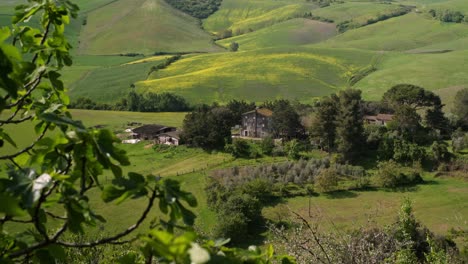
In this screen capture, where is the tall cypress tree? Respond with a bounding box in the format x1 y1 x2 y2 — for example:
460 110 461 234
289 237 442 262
335 89 365 163
310 94 339 152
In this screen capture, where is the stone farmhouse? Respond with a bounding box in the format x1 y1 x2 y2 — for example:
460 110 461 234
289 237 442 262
241 108 273 138
364 114 394 126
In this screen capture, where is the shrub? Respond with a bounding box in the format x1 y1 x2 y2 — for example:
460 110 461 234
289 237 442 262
430 141 452 164
375 161 423 188
225 139 250 158
285 139 301 160
229 42 239 52
261 136 275 155
314 168 339 193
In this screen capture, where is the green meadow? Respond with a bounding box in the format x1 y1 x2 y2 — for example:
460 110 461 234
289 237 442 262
315 13 468 51
136 47 376 104
202 0 318 34
78 0 222 55
217 18 337 50
3 0 467 106
356 50 468 100
310 1 406 24
68 56 171 102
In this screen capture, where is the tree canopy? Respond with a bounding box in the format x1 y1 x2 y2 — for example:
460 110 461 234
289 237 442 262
382 84 441 110
452 87 468 128
181 104 235 150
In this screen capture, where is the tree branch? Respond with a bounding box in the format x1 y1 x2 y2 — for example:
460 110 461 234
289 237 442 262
0 123 50 160
33 182 59 241
0 107 32 126
45 211 67 221
57 187 158 248
291 210 332 264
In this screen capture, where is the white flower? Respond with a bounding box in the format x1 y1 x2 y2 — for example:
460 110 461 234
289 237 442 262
32 173 52 201
189 243 210 264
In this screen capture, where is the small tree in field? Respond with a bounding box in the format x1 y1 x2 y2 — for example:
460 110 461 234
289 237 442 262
229 41 239 52
314 168 339 193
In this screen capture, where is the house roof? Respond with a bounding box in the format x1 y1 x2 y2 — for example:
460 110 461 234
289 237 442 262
159 131 181 140
376 114 394 121
132 124 174 134
364 114 394 122
242 108 273 117
363 115 378 121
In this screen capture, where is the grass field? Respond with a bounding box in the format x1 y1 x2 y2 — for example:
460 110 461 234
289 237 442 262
315 13 468 51
135 47 376 104
202 0 318 34
68 56 170 102
217 18 337 51
78 0 222 55
270 174 468 236
311 1 406 24
355 50 468 101
399 0 468 12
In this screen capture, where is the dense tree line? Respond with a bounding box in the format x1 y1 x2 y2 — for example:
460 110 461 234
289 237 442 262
164 0 222 19
429 8 467 23
181 104 235 150
181 99 306 150
337 5 412 33
69 91 192 112
146 55 181 77
310 89 365 163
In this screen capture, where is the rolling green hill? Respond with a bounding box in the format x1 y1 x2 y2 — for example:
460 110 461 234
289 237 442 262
134 47 376 104
315 13 468 51
68 56 170 102
355 50 468 100
311 1 408 24
78 0 222 55
3 0 466 106
216 18 336 51
202 0 318 34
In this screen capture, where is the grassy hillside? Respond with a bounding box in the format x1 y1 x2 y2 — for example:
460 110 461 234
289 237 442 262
355 50 468 101
316 13 468 51
133 47 375 104
311 1 407 24
217 18 336 51
202 0 318 34
78 0 222 55
399 0 468 12
68 56 170 102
